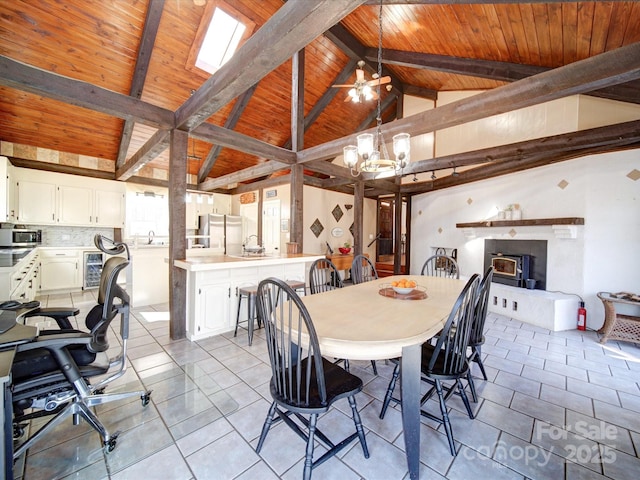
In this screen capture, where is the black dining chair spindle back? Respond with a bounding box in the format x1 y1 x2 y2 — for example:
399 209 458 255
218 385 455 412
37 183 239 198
255 278 369 479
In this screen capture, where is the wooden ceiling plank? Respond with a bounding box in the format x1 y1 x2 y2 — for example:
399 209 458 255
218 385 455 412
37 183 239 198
116 0 166 169
0 55 174 129
197 84 259 183
116 129 171 181
192 122 295 164
298 41 640 164
175 0 367 131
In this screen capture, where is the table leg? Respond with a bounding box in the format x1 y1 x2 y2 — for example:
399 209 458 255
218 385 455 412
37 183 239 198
401 343 421 479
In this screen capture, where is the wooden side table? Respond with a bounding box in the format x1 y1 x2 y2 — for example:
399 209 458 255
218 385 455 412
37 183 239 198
596 292 640 344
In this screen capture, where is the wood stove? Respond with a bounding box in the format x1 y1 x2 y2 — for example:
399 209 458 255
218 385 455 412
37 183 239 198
490 253 530 288
484 239 547 290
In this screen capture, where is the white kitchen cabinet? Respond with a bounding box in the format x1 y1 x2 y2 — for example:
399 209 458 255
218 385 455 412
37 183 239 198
17 180 57 224
0 156 14 222
57 185 93 225
1 249 40 301
13 167 126 228
194 281 232 338
40 249 81 292
95 189 125 227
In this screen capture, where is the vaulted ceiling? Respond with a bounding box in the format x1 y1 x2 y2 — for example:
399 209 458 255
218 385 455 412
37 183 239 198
1 0 640 198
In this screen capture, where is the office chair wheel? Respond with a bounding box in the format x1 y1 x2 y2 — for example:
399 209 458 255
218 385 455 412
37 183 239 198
141 391 152 406
13 423 27 439
104 434 119 454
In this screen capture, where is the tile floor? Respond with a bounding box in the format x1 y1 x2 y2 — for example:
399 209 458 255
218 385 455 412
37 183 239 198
13 290 640 480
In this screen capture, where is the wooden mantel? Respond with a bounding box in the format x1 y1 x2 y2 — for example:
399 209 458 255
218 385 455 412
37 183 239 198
456 217 584 229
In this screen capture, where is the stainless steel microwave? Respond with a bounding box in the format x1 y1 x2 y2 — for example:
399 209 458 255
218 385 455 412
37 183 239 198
0 229 42 247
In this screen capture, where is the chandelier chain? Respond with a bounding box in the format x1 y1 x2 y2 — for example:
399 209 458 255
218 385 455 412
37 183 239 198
376 0 390 161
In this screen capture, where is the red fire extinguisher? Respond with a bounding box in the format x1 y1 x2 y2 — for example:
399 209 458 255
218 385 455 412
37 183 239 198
577 301 587 331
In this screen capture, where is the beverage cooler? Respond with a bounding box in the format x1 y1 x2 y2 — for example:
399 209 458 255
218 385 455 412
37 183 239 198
83 251 105 289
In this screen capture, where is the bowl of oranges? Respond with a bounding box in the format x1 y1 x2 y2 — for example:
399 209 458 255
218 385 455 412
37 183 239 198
390 279 417 295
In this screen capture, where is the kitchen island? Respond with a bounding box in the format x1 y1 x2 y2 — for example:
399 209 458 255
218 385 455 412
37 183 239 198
175 253 324 341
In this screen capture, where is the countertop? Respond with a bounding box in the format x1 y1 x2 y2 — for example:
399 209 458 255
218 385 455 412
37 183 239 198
174 253 325 272
0 247 35 269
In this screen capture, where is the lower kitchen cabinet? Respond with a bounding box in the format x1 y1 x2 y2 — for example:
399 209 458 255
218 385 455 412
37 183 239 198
182 259 314 342
193 282 232 338
39 249 81 292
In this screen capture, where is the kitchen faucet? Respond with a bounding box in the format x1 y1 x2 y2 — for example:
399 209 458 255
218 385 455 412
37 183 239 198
148 230 155 244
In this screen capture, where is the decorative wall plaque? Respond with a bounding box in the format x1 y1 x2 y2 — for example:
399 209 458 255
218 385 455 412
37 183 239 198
240 192 256 204
332 204 344 222
310 218 324 238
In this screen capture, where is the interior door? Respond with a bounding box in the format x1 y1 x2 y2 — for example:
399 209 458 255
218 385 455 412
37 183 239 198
262 199 281 254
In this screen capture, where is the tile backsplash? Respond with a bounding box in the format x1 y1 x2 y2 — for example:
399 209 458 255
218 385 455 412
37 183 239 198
29 225 115 247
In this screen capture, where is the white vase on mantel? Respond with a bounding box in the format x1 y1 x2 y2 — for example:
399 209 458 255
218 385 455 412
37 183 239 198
512 208 522 220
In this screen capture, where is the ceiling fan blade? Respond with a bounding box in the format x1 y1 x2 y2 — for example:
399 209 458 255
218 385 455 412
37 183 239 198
366 76 391 86
332 84 354 88
356 68 365 81
344 94 354 102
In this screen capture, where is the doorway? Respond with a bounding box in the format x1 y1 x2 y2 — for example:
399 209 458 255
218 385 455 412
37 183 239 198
375 196 409 276
262 199 281 254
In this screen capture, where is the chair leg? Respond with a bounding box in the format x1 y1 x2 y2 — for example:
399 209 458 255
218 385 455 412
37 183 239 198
379 363 400 419
457 378 475 419
435 379 456 456
234 294 243 338
467 371 478 403
304 414 318 480
348 395 370 458
256 402 277 453
472 345 488 380
247 294 254 346
370 360 378 375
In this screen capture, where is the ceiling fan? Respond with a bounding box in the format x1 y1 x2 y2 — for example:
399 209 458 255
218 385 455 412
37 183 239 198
332 60 391 103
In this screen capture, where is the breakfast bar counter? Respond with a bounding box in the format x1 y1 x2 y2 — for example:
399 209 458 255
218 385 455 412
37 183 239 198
174 253 324 341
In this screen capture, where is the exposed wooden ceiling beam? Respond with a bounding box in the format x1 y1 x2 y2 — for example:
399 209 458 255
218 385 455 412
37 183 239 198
405 119 640 176
230 174 292 195
8 157 116 180
197 84 259 183
199 161 289 191
404 141 640 195
324 23 404 97
298 42 640 164
116 129 171 181
175 0 367 131
0 55 174 129
191 123 296 164
366 1 579 4
116 0 165 169
373 48 640 105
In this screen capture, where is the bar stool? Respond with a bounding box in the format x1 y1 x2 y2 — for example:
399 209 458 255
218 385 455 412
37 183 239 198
235 284 259 345
285 279 306 296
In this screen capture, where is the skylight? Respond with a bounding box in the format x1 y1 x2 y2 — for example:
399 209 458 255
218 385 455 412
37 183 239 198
195 7 246 75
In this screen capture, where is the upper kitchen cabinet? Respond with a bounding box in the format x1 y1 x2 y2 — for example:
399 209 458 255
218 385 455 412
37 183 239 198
185 192 231 229
17 180 57 224
14 167 125 227
0 156 17 222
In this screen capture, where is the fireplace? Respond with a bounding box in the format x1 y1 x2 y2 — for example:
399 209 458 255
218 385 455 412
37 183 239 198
491 253 530 288
484 239 547 290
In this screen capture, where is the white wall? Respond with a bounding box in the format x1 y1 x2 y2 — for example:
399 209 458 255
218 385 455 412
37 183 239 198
411 149 640 330
303 185 377 258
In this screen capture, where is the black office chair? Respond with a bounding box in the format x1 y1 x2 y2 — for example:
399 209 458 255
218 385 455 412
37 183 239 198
309 258 343 294
350 254 378 285
11 238 151 457
379 274 480 456
255 278 369 479
20 234 131 330
421 254 460 279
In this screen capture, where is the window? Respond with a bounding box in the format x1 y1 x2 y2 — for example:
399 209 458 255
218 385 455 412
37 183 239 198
196 8 245 74
187 1 254 77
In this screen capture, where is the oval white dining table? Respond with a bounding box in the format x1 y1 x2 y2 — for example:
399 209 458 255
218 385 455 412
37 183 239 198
300 274 467 480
